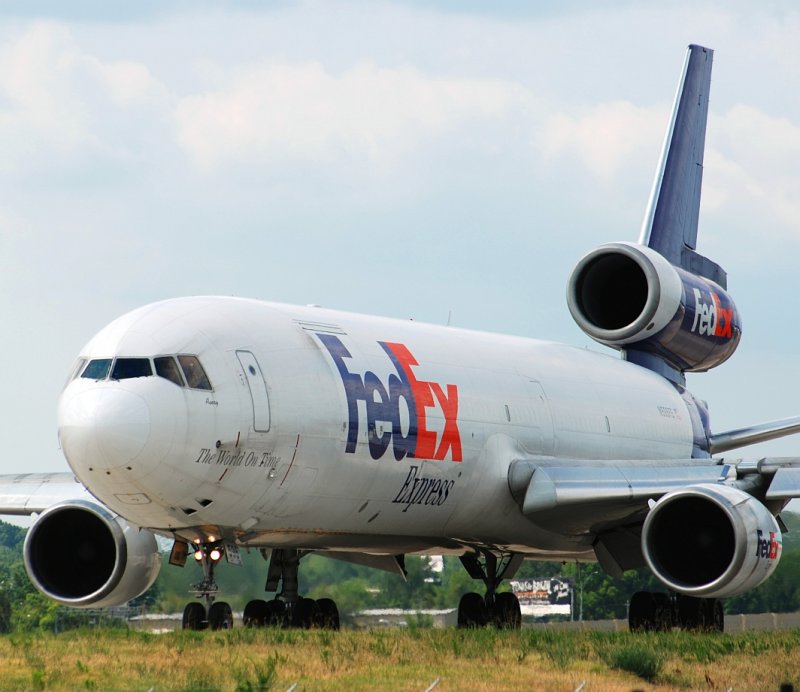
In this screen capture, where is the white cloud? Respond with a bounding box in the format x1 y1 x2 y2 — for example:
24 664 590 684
0 22 169 176
704 105 800 235
173 61 536 172
84 58 167 108
0 23 86 162
541 101 667 182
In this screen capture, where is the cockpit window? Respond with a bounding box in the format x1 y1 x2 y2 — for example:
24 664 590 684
178 355 212 390
111 358 153 380
66 358 87 383
81 359 112 380
154 356 185 387
73 354 211 389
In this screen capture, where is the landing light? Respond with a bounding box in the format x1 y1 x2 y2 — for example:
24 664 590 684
209 548 223 562
194 550 204 561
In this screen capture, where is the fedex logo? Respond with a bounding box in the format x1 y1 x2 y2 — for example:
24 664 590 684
690 287 733 339
755 529 780 560
317 334 462 462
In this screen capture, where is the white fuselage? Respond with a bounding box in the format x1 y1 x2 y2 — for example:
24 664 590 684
57 297 694 558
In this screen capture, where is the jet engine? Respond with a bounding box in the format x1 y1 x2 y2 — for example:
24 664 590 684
642 484 781 598
23 500 161 608
567 242 741 372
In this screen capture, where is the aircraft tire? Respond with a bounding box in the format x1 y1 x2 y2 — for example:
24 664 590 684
652 592 674 631
677 595 723 631
710 599 725 632
243 599 270 627
492 592 521 630
291 597 319 629
265 599 287 627
316 598 340 630
628 591 656 632
686 597 724 632
208 601 234 630
457 592 488 628
182 602 207 631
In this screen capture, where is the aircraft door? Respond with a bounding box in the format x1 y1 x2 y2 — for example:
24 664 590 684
236 350 271 432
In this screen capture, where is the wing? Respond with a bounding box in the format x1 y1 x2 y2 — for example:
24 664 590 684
509 456 800 582
0 472 95 515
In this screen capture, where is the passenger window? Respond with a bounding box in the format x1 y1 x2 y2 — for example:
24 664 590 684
178 355 212 390
155 356 185 386
81 359 112 380
111 358 153 380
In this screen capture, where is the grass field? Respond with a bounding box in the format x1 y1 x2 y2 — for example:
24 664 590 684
1 626 798 691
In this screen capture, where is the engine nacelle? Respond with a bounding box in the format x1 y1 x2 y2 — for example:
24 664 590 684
567 242 741 372
23 500 161 609
642 484 781 598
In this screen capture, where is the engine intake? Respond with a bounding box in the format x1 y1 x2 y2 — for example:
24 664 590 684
567 242 741 372
23 500 161 608
642 484 781 598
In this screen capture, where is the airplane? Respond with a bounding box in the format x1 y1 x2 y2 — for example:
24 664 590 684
5 43 800 633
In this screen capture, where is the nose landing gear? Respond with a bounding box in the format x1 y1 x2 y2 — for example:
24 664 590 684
181 541 233 631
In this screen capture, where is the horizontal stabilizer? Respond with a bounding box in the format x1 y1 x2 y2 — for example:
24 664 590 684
709 415 800 453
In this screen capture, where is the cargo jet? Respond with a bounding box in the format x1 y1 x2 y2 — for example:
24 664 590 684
6 44 800 632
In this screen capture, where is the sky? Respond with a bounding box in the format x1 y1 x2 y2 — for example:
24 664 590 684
3 0 800 483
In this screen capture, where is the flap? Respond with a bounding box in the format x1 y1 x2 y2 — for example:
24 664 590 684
766 466 800 500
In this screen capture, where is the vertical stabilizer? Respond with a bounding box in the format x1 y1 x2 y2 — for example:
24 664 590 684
638 45 725 288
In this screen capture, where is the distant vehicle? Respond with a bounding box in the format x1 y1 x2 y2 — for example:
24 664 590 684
5 44 800 633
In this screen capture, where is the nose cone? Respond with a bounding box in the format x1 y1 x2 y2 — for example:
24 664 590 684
59 387 151 472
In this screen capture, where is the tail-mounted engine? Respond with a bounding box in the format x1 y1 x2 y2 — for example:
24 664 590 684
642 483 781 598
567 242 741 373
23 500 161 609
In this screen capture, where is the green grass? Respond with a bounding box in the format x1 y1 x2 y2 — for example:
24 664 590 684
0 627 798 690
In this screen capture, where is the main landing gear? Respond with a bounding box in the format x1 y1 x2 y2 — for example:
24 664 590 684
456 551 524 629
242 548 340 630
628 591 724 632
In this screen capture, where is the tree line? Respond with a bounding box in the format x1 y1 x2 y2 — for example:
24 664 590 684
2 513 800 631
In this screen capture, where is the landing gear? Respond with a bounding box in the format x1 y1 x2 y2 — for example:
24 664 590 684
178 543 341 631
628 591 673 632
456 551 523 629
317 597 341 630
676 595 724 632
243 598 287 627
208 601 234 630
492 591 522 629
182 541 231 631
241 549 341 630
182 602 207 630
628 591 724 632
